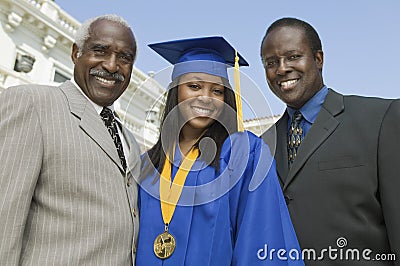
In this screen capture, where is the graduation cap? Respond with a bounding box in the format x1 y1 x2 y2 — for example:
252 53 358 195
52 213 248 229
148 36 248 132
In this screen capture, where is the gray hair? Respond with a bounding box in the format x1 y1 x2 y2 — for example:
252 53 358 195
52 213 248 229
74 14 132 57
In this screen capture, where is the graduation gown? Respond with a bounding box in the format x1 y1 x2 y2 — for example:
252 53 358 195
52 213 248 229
136 131 304 265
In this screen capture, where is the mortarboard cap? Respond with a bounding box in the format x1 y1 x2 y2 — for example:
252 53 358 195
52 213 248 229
148 36 248 132
148 36 248 80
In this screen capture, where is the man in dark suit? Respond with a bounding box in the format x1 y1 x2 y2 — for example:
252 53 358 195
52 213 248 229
0 15 140 265
261 17 399 265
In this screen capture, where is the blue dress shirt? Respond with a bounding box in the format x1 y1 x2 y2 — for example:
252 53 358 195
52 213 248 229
287 86 328 138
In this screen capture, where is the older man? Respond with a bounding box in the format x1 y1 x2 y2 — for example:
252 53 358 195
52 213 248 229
0 15 140 265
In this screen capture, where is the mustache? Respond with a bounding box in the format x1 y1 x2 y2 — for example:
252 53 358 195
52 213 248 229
89 69 125 82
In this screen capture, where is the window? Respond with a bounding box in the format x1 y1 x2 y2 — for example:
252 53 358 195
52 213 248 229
54 70 69 83
14 53 35 73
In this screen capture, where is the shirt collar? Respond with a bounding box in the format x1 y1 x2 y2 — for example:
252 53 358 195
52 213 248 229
287 85 328 124
70 77 115 115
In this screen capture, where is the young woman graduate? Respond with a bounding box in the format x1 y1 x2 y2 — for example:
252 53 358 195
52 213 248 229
136 36 304 266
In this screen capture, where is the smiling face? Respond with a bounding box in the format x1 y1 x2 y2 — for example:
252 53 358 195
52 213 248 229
71 19 136 106
261 26 324 109
177 72 225 136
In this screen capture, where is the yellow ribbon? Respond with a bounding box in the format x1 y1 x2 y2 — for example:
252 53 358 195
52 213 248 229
234 50 244 132
160 148 199 226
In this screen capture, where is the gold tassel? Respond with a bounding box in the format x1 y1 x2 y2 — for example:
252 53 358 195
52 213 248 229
234 50 244 132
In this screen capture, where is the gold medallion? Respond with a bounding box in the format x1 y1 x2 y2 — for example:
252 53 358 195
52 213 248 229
153 231 176 259
155 148 198 260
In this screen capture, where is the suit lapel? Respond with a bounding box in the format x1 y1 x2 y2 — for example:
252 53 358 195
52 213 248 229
60 81 124 172
274 113 289 184
283 89 344 189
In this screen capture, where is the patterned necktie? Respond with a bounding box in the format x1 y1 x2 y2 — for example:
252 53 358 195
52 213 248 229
288 111 303 168
100 107 127 171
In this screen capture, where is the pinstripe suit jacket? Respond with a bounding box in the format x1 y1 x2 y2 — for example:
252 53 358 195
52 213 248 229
0 81 140 265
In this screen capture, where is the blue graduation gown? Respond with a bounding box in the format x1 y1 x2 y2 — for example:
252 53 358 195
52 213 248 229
137 131 304 265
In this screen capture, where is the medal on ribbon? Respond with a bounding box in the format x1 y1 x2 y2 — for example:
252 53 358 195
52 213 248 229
154 147 199 259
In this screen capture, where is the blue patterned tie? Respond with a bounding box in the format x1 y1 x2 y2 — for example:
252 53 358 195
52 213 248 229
100 107 127 171
288 111 303 168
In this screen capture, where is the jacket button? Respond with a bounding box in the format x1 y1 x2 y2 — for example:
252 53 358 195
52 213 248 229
132 244 137 253
284 194 292 205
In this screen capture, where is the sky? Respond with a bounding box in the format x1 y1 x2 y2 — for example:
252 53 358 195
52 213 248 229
55 0 400 118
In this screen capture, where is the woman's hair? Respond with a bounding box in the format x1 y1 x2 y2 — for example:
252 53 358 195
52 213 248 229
141 76 237 179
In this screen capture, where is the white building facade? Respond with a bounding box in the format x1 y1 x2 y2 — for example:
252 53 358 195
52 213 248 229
243 115 281 136
0 0 164 151
0 0 279 152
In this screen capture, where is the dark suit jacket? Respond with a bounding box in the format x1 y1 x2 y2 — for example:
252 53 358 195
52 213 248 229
262 89 399 265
